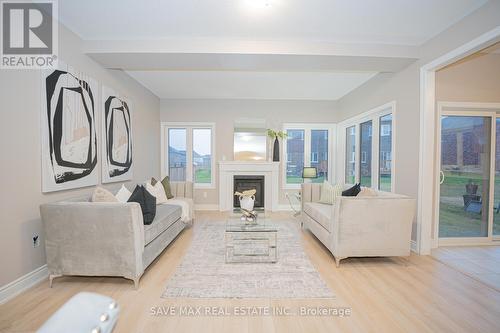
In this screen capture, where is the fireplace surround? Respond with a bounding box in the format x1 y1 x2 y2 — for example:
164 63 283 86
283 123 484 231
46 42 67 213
218 161 280 211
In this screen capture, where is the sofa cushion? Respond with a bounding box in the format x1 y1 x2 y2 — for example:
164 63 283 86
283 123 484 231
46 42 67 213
128 185 156 225
303 202 332 232
144 204 182 245
91 187 118 203
115 184 132 203
161 176 174 199
342 183 361 197
319 181 343 205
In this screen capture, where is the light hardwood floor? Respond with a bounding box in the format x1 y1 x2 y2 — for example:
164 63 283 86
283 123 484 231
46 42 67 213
432 246 500 292
1 211 500 333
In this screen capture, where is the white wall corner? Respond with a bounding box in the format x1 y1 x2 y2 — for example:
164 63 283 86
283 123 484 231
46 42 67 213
0 265 48 305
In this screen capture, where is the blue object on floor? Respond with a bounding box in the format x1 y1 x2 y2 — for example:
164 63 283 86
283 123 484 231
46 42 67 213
37 292 119 333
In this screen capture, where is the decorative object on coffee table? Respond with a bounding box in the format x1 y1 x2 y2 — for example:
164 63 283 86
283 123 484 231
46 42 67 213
240 208 258 223
267 129 287 162
235 189 256 211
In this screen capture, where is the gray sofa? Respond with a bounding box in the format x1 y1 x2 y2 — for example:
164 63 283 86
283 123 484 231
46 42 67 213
40 182 193 289
301 183 416 266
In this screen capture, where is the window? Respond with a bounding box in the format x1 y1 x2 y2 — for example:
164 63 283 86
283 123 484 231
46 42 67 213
311 129 328 183
168 128 186 181
284 124 333 187
379 114 393 191
345 126 356 184
192 128 212 184
342 103 394 192
285 129 305 184
311 152 319 163
162 123 215 187
360 121 373 187
361 151 367 163
381 124 391 136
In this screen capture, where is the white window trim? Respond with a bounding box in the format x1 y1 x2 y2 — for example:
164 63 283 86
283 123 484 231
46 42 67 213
282 123 336 190
337 101 396 192
160 122 216 189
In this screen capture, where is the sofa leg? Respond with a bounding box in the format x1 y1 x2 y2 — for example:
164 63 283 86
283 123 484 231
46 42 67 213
334 257 342 268
49 274 61 288
133 277 140 290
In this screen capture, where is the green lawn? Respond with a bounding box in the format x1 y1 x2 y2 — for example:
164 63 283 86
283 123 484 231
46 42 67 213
439 171 500 237
285 175 392 190
194 168 211 183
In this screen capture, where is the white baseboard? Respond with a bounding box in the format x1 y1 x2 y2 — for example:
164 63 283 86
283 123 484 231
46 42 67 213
276 204 294 211
0 264 48 305
194 204 219 211
410 240 418 254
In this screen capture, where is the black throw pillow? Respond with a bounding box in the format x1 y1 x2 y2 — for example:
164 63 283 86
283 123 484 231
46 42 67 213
128 185 156 225
342 183 361 197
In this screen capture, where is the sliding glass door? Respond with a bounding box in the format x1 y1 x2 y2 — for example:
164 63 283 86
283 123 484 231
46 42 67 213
494 118 500 237
439 116 491 238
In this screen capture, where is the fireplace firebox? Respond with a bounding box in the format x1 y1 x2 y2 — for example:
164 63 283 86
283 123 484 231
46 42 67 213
233 175 265 208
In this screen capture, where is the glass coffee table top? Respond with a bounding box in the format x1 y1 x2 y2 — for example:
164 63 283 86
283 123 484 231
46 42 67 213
225 217 278 232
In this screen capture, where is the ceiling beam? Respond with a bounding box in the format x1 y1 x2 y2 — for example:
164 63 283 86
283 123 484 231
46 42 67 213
83 39 418 72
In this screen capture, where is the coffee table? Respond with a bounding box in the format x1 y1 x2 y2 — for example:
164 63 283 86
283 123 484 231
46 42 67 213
225 217 278 263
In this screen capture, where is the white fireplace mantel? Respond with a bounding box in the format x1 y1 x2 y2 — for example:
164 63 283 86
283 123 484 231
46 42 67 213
218 161 280 211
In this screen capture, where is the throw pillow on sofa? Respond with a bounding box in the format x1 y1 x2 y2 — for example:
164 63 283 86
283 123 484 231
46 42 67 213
128 185 156 225
91 186 118 203
146 181 168 204
115 184 132 203
319 181 343 204
342 183 361 197
161 176 174 199
358 186 378 197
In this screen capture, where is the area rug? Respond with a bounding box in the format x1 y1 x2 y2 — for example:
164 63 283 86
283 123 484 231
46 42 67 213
162 219 334 299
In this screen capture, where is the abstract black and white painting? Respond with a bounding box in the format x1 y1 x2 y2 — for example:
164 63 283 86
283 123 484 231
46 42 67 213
101 85 133 183
41 62 98 192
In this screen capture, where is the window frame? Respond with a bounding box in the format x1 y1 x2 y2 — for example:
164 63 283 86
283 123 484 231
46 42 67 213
161 122 216 189
282 123 336 190
338 102 396 192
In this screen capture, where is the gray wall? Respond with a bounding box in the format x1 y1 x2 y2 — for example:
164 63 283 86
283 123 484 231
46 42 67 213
436 53 500 103
337 0 500 240
160 99 338 205
0 24 160 287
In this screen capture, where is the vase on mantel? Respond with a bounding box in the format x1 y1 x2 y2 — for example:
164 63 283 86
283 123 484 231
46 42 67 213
273 137 280 162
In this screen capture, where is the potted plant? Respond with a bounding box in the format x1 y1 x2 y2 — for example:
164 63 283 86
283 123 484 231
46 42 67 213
465 179 478 195
267 129 287 162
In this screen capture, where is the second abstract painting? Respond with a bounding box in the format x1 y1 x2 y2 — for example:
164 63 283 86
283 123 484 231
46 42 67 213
101 86 133 183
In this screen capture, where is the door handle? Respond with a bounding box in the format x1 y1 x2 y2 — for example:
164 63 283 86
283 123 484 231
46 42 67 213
439 171 445 185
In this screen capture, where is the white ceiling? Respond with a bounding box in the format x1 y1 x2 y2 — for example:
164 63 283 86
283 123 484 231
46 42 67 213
58 0 488 100
127 71 377 100
60 0 486 45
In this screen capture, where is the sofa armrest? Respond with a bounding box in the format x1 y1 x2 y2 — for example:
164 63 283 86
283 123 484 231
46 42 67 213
40 201 145 280
170 181 194 198
332 196 416 256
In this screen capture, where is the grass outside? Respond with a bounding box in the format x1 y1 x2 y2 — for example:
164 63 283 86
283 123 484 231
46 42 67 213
194 168 211 183
440 171 500 237
285 175 392 191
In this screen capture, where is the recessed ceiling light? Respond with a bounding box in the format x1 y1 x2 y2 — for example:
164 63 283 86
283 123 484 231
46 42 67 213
242 0 272 12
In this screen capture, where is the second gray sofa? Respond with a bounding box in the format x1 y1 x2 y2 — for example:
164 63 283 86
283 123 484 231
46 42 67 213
40 181 193 289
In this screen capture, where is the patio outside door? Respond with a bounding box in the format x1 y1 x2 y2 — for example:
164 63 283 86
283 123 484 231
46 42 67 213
438 115 491 240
